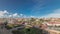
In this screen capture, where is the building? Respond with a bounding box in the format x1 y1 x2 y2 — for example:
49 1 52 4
46 22 60 26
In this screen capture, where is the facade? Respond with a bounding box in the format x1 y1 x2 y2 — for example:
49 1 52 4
47 22 60 26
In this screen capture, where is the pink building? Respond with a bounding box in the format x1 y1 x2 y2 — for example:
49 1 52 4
47 22 60 26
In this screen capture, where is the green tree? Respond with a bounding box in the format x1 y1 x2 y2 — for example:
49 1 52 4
12 27 43 34
30 18 36 22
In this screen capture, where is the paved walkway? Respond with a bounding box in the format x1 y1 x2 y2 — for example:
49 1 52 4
45 29 60 34
0 27 12 34
0 25 25 34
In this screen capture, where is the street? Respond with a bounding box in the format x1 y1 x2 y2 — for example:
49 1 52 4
0 25 25 34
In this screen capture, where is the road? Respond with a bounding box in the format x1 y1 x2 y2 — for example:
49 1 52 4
0 27 12 34
0 25 49 34
0 25 25 34
9 26 25 31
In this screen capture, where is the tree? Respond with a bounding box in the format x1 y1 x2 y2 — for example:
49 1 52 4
12 27 44 34
4 20 8 25
30 18 36 22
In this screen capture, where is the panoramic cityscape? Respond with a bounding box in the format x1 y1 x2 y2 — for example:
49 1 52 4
0 18 60 34
0 0 60 34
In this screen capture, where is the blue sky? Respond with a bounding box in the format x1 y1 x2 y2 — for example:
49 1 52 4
0 0 60 18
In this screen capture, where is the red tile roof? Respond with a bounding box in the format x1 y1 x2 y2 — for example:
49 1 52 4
48 22 60 24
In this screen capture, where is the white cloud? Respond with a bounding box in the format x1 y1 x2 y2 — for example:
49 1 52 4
4 10 9 14
20 14 23 16
0 10 38 18
0 10 8 17
12 13 21 18
30 16 35 18
41 9 60 18
41 13 60 18
13 13 18 17
53 9 60 13
9 15 12 17
19 14 28 18
0 10 21 18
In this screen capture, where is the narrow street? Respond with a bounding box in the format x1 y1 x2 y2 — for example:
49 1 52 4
0 25 25 34
0 27 12 34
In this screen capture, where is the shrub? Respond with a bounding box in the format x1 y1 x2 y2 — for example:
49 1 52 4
5 24 14 30
5 25 13 30
12 27 43 34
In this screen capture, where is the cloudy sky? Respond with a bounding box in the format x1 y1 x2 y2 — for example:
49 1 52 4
0 0 60 18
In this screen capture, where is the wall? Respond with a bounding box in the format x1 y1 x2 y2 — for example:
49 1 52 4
45 29 60 34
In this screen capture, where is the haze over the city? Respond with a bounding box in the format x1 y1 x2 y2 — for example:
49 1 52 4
0 0 60 18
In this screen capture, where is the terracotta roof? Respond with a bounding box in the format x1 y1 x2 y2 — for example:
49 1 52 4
48 22 60 24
